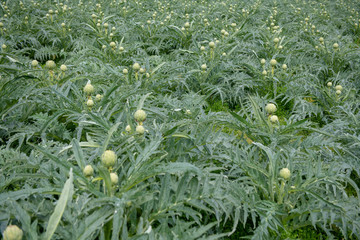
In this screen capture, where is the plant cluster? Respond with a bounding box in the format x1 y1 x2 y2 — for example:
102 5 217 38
1 0 360 239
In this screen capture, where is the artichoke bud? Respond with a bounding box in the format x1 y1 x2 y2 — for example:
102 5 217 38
83 165 94 177
134 109 147 122
101 150 116 168
136 125 145 134
279 168 291 180
83 82 94 95
46 60 56 70
270 115 279 123
3 225 23 240
265 103 277 114
110 172 118 185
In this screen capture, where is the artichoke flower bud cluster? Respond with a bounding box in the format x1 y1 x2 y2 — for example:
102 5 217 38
221 29 228 36
326 83 344 95
99 150 119 185
83 81 96 109
134 109 147 134
335 85 343 95
3 225 23 240
279 168 291 180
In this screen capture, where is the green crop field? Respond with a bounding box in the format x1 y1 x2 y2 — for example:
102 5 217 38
1 0 360 239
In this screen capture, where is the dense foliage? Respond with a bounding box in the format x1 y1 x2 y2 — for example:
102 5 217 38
1 0 360 239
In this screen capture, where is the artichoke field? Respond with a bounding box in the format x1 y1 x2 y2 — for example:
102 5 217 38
1 0 360 239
